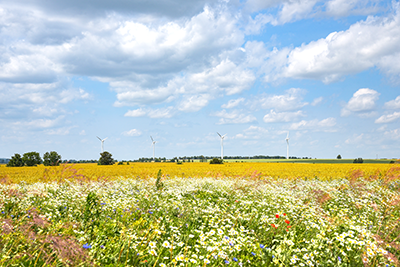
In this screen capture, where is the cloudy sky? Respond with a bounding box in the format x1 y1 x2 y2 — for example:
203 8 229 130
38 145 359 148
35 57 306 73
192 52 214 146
1 0 400 160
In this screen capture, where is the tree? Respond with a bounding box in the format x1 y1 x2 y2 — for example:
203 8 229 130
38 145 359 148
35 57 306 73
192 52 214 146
43 151 62 166
353 158 363 164
98 151 114 165
22 152 42 166
337 154 342 159
210 158 223 164
6 153 24 167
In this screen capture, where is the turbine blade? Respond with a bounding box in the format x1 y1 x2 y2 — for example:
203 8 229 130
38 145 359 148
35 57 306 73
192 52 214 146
103 137 108 141
217 132 222 137
97 136 102 141
150 136 154 142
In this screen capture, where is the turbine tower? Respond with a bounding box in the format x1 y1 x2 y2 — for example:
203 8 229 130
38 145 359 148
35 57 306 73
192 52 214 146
150 136 156 161
217 132 227 160
285 132 289 159
97 136 108 153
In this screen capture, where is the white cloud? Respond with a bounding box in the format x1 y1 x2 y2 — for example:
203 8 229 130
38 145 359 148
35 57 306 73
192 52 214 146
263 7 400 83
311 96 323 106
263 110 305 123
384 95 400 109
221 98 245 109
124 108 147 117
384 128 400 140
278 0 319 25
325 0 380 17
234 125 269 139
341 88 380 116
12 116 65 129
46 126 77 135
123 129 142 136
375 112 400 123
257 88 308 111
124 107 175 118
213 109 257 124
345 133 364 144
289 117 337 131
178 94 212 112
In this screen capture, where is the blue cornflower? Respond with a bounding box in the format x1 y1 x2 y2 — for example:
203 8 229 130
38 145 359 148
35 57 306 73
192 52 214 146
83 243 92 249
233 257 238 262
260 244 265 249
338 256 342 262
148 211 153 214
251 252 256 256
100 245 105 249
224 260 229 264
225 236 229 240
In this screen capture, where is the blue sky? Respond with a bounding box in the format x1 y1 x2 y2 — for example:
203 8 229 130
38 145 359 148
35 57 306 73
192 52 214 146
1 0 400 160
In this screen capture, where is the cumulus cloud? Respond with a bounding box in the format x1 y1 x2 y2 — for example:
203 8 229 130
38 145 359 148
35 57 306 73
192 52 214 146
178 94 212 112
311 97 323 106
245 0 381 26
375 112 400 123
213 109 257 124
122 129 142 136
221 98 245 109
345 133 364 144
384 128 400 140
234 125 269 139
289 117 337 131
124 107 175 118
0 81 90 120
3 0 212 19
341 88 380 117
325 0 380 17
261 5 400 83
263 110 305 123
257 88 308 111
384 95 400 109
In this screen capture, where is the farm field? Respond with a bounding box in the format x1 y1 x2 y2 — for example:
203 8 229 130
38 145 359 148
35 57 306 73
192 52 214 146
1 163 400 266
0 162 399 184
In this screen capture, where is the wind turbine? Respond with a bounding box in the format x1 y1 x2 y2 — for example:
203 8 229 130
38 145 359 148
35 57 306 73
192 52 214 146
217 132 227 159
285 132 289 159
97 136 108 153
150 136 156 161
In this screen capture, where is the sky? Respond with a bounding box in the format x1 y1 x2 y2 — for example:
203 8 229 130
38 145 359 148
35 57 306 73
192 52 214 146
1 0 400 161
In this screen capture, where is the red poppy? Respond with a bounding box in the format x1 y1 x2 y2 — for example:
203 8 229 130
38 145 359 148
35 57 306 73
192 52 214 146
271 223 276 228
275 214 279 218
285 220 290 224
283 213 286 216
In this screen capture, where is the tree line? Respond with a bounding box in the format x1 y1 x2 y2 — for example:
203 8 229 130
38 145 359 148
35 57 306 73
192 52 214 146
6 151 116 167
7 151 61 167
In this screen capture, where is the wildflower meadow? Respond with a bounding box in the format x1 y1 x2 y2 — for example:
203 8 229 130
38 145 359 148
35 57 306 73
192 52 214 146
1 163 400 266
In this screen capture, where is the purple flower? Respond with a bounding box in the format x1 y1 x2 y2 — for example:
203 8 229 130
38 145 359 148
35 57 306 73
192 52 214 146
83 243 92 249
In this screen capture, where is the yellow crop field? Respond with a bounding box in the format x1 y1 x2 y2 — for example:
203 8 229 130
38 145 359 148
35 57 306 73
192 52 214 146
1 162 399 184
